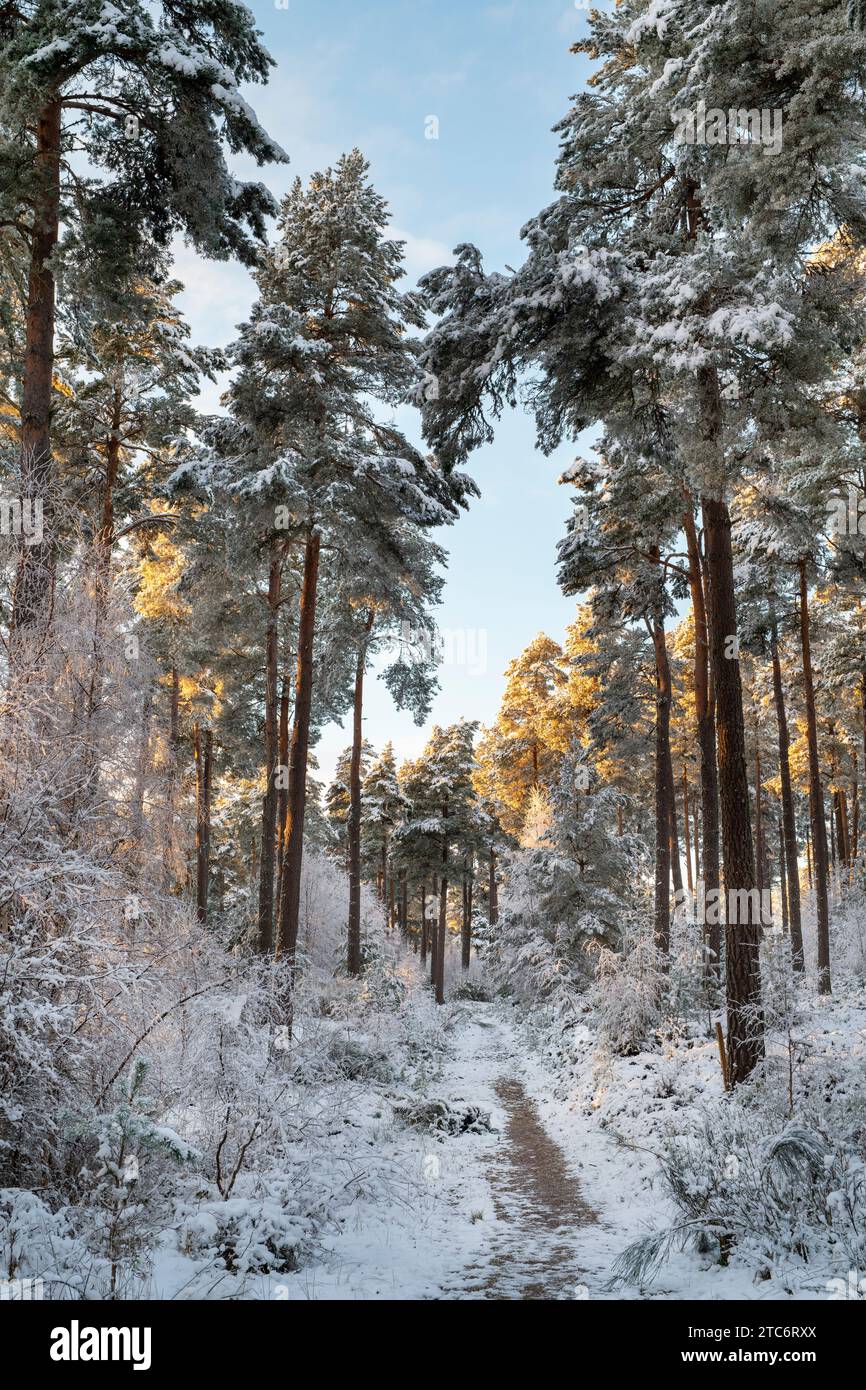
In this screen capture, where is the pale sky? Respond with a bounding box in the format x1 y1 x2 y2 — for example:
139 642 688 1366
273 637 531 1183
174 0 601 781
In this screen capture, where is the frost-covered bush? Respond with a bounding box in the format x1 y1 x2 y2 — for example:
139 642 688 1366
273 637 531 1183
588 930 666 1056
487 766 647 1012
614 1056 866 1289
452 977 492 1002
176 1186 309 1276
393 1098 494 1136
68 1060 198 1296
833 882 866 983
323 1034 394 1083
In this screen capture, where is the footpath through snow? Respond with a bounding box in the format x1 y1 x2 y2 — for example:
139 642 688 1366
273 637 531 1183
274 1000 628 1301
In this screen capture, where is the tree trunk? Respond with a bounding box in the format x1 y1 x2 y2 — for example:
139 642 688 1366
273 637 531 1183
769 602 804 970
798 558 831 994
435 809 448 1004
347 612 374 975
13 98 62 638
257 550 282 953
275 677 290 898
779 817 789 934
194 723 213 927
650 596 672 957
276 529 320 971
461 870 472 969
754 737 765 904
429 875 437 985
684 508 721 984
668 772 683 896
131 689 152 847
702 485 763 1085
420 882 428 964
683 772 694 894
488 847 498 925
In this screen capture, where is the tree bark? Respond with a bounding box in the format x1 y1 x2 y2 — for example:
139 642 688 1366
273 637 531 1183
779 816 789 933
488 847 498 925
683 771 694 894
769 601 804 969
702 486 763 1085
257 549 282 953
461 869 472 969
347 611 374 975
194 723 213 927
798 558 831 994
13 98 62 637
650 595 672 957
275 677 290 898
684 508 721 984
435 809 448 1004
276 529 320 971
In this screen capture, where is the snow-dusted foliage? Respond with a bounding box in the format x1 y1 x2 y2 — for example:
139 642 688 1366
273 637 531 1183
488 755 647 1012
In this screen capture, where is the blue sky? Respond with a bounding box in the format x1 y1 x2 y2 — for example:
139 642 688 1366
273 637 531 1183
175 0 600 780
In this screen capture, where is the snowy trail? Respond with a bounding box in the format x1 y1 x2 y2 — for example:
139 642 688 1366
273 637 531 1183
434 1004 601 1301
275 998 615 1301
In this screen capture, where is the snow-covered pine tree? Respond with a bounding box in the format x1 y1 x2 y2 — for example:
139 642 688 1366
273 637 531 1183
340 525 444 975
417 0 866 1083
0 0 285 636
361 741 405 927
397 721 479 1001
175 153 472 975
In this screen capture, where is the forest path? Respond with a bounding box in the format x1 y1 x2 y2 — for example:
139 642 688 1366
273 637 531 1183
437 1003 599 1300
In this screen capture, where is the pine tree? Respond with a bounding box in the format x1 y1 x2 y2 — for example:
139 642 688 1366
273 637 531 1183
0 0 285 635
417 0 866 1083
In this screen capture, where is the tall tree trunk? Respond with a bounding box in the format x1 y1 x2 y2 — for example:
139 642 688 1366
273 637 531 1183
276 529 320 971
668 773 683 896
420 882 428 964
13 98 62 638
702 483 763 1085
429 875 438 985
683 771 694 894
835 788 850 869
684 509 721 984
275 677 290 898
461 870 472 969
650 591 672 957
798 558 831 994
488 847 498 926
779 816 789 933
401 873 408 939
754 737 765 903
194 723 213 927
257 550 282 954
435 810 448 1004
347 611 374 976
769 602 804 970
131 689 152 847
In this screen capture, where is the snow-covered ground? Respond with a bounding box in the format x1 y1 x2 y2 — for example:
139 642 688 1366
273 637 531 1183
229 959 866 1302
